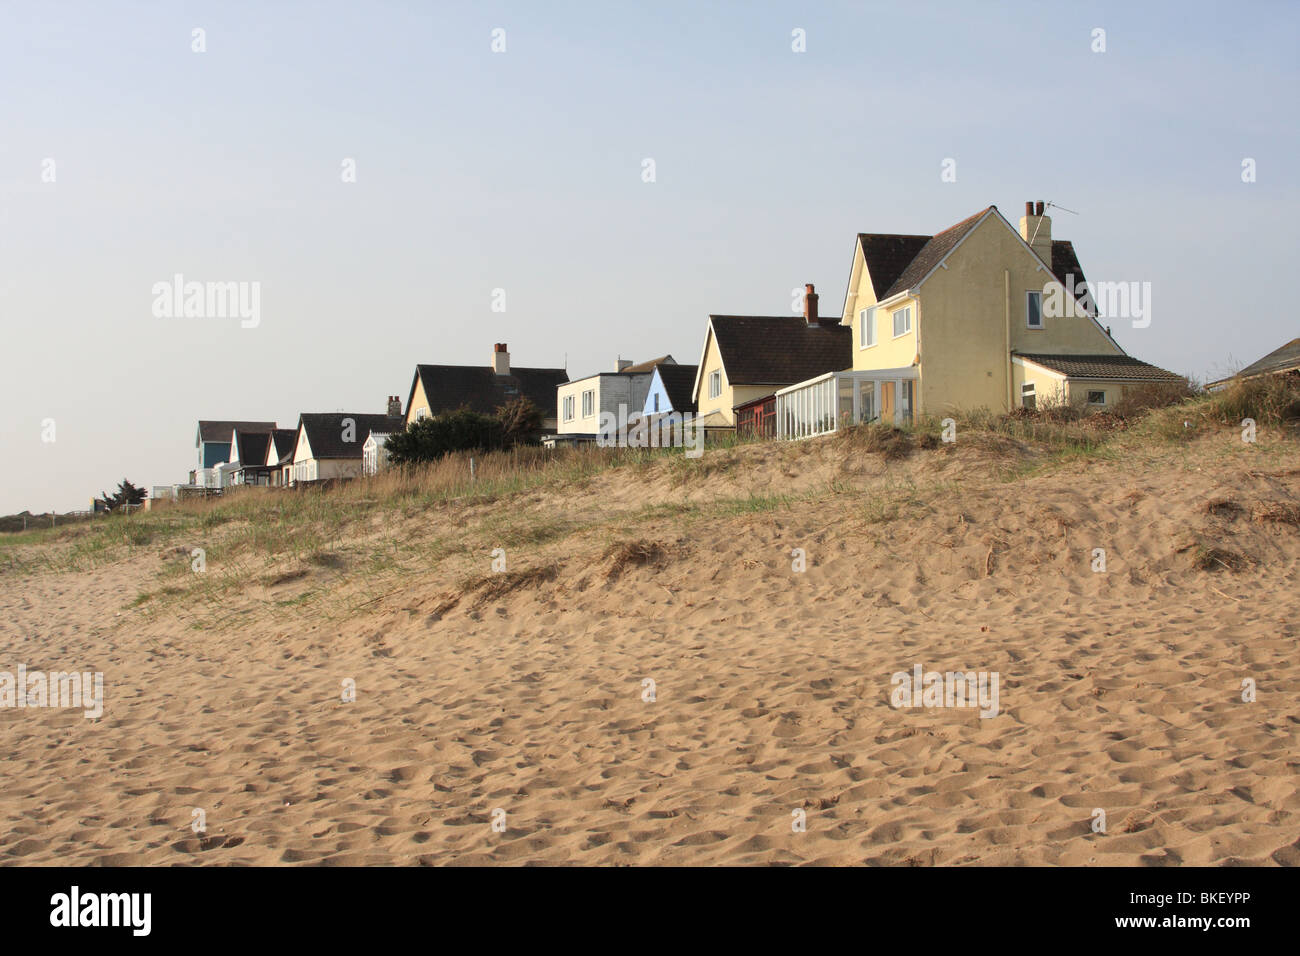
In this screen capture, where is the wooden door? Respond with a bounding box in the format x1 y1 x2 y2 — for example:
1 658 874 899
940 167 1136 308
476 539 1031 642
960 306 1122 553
881 382 895 423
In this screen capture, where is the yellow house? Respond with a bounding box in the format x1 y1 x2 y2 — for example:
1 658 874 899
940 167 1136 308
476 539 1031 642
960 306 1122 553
776 201 1183 436
690 285 852 427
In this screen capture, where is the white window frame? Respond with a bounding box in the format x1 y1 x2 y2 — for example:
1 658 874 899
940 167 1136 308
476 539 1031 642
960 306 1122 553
859 306 877 348
1026 290 1043 329
562 394 575 422
892 306 912 338
1021 383 1036 408
1086 389 1107 406
708 370 722 400
581 389 595 418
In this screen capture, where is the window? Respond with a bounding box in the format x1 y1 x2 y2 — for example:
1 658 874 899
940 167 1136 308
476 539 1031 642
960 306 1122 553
1087 389 1106 406
1021 383 1036 410
859 307 877 348
415 407 428 420
708 370 722 399
562 395 575 422
1026 291 1043 328
653 393 660 412
892 306 912 337
581 389 595 417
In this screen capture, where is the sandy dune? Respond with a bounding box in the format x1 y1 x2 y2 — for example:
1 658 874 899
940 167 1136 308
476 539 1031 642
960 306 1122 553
2 431 1298 865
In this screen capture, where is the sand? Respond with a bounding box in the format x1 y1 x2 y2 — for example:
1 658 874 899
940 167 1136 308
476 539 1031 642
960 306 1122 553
1 431 1298 865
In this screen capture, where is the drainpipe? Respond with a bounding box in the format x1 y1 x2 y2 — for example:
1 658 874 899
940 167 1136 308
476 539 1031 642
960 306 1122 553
1004 269 1012 412
912 294 922 421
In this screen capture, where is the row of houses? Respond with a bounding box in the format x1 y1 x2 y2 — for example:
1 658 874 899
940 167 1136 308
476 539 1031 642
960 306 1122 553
180 200 1294 491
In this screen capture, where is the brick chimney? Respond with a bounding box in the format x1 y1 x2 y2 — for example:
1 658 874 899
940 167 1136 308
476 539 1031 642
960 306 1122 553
492 342 510 375
803 283 819 325
386 395 402 417
616 358 632 371
1018 200 1052 265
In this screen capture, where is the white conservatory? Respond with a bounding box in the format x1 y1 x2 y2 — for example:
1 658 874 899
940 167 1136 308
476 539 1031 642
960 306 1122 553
774 366 919 440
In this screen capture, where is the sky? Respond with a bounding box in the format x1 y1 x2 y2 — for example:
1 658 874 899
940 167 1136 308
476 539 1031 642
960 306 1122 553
1 0 1297 514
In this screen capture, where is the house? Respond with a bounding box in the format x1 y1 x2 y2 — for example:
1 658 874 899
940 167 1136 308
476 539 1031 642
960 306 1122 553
775 201 1183 438
638 363 698 420
1207 337 1300 389
263 429 298 487
691 286 852 428
405 344 568 433
554 356 674 444
193 420 276 488
289 409 405 485
227 428 274 486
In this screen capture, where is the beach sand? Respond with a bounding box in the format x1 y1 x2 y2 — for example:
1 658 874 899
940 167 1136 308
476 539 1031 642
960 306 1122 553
2 432 1298 865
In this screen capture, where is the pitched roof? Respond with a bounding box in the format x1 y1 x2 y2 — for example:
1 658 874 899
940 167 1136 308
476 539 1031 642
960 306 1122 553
857 209 1092 309
621 355 675 374
1050 240 1088 292
1017 353 1183 383
233 430 271 468
268 428 297 465
298 413 405 460
856 233 933 300
196 420 276 444
1236 337 1300 379
877 208 991 299
654 363 699 411
409 364 569 418
708 316 852 386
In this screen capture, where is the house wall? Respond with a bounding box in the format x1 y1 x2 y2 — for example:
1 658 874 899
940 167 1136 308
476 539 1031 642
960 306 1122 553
1064 380 1126 408
556 376 602 436
406 376 432 424
642 369 674 416
851 293 920 376
201 440 231 469
1012 360 1068 408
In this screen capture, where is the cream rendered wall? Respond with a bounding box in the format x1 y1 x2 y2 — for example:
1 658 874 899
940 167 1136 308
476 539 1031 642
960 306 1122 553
695 331 731 423
556 376 601 436
1012 360 1068 408
406 377 431 425
1065 380 1125 408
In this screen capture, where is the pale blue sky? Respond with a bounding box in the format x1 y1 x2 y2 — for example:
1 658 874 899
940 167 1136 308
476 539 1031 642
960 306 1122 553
2 0 1296 513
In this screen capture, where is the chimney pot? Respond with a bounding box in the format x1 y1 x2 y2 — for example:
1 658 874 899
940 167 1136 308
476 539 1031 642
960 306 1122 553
1025 201 1034 217
1035 201 1045 216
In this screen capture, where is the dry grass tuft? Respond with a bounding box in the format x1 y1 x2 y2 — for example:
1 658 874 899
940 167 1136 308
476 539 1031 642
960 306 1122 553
1251 502 1300 526
603 540 669 580
463 564 560 609
1201 498 1244 519
1192 545 1249 573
